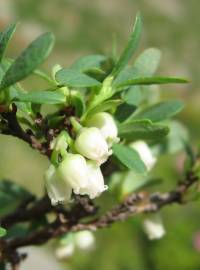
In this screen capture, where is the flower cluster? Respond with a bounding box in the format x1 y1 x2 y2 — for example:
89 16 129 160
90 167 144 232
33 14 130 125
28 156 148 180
45 112 119 205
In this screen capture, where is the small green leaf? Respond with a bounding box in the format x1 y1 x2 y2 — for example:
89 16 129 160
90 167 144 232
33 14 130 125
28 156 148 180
34 69 55 84
158 120 189 154
0 23 18 62
70 54 106 72
116 76 188 90
122 86 142 106
0 32 55 90
114 48 161 86
55 68 101 88
118 119 169 141
134 48 161 76
111 13 142 77
134 100 185 122
0 59 33 113
14 90 66 104
112 143 147 174
70 91 85 117
115 103 136 122
0 227 6 237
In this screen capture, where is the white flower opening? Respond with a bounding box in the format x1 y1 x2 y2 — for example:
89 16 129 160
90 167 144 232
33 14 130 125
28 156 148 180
54 154 107 202
78 161 108 199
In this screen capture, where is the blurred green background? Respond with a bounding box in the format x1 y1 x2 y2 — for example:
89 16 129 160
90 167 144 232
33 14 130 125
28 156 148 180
0 0 200 269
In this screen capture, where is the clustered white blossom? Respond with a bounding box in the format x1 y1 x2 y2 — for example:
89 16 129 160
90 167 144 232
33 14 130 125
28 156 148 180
45 112 119 205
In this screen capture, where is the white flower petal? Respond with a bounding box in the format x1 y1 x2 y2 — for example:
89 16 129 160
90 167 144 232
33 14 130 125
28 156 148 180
58 154 90 191
45 165 72 205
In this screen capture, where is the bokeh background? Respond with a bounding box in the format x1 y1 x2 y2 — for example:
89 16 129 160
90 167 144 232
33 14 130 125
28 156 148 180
0 0 200 269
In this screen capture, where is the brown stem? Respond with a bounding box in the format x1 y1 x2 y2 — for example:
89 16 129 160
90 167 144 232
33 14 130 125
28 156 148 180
4 170 198 251
1 104 51 157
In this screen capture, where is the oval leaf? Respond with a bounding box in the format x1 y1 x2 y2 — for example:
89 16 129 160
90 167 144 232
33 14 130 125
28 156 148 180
112 143 147 174
55 68 101 88
114 48 161 86
0 32 55 90
70 54 106 72
134 100 185 122
111 13 142 77
14 90 66 104
0 23 18 62
134 48 161 76
118 119 169 141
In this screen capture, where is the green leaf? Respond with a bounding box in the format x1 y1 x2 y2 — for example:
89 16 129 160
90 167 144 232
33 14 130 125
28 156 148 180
34 69 55 84
112 143 147 174
0 32 55 90
158 120 189 154
55 68 101 88
118 119 169 141
114 48 161 86
14 90 66 104
70 54 106 72
116 76 188 90
70 91 85 117
133 48 161 76
121 86 142 106
134 100 185 122
0 227 6 237
0 59 33 113
111 13 142 77
0 179 33 217
115 103 136 122
83 99 122 120
0 23 18 62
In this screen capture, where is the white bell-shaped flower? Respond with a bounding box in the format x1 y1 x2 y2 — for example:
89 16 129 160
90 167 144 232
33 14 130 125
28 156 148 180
74 231 95 250
78 161 108 199
45 165 72 205
55 243 75 260
58 154 90 194
130 140 156 171
143 215 166 240
75 127 110 165
86 112 119 147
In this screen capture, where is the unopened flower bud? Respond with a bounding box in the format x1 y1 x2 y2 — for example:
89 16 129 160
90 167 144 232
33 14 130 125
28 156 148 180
75 127 110 165
130 141 156 171
86 112 119 147
45 165 72 205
